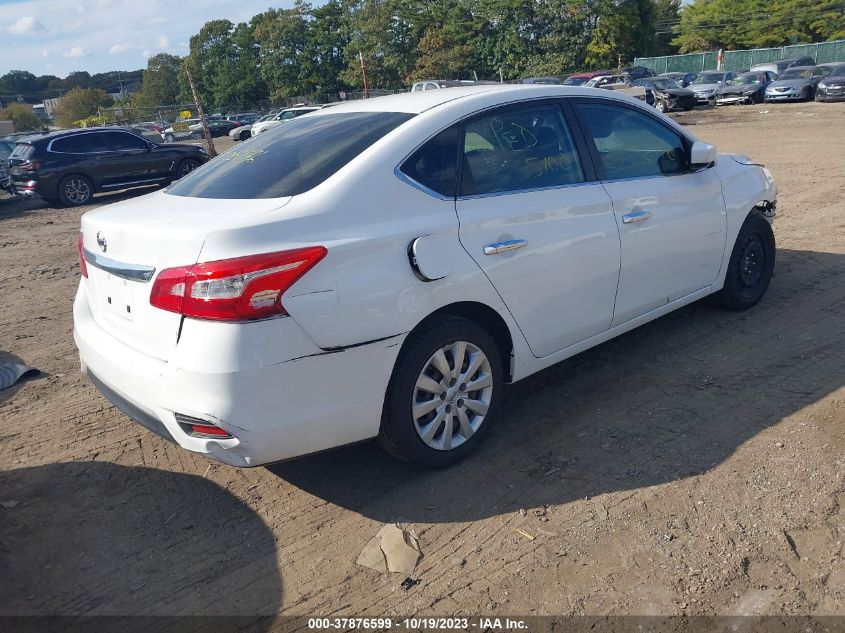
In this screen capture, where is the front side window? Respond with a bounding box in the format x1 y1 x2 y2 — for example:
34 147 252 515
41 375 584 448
104 132 147 151
576 102 689 180
459 104 585 196
167 111 413 199
400 127 459 197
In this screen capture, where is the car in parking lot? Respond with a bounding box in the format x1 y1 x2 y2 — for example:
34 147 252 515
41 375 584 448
633 77 696 111
562 70 614 86
410 80 466 91
715 71 776 105
163 118 240 142
815 63 845 101
250 105 323 136
229 114 274 142
688 71 738 104
750 56 816 75
764 66 827 102
73 85 778 468
8 127 208 206
0 138 14 192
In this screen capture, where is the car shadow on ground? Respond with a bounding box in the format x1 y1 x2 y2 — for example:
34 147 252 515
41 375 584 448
269 248 845 523
0 462 282 620
0 187 162 222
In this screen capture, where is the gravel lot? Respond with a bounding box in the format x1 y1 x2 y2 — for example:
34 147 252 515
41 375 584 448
1 102 843 619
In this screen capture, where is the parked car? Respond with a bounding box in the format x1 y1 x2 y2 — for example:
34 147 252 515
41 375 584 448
410 80 465 91
764 66 827 102
657 72 697 88
73 85 777 468
815 63 845 102
749 57 815 76
634 78 696 112
163 119 240 142
715 72 776 105
585 75 623 88
229 114 276 142
125 126 164 144
562 70 615 86
7 127 208 206
622 65 655 80
251 106 323 136
226 112 261 124
688 71 738 104
0 138 14 192
520 77 564 85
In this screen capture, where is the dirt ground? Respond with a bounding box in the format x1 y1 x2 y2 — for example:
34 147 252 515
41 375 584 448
1 101 843 620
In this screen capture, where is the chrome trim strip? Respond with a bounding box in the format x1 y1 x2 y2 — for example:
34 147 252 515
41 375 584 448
83 248 156 282
100 177 168 189
484 239 528 255
393 166 453 201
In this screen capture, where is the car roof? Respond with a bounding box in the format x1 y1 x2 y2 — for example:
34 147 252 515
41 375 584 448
305 84 657 117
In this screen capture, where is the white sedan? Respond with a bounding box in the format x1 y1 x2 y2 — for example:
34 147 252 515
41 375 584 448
74 85 777 468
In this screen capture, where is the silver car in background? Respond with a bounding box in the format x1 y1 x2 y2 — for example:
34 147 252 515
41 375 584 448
765 66 828 102
688 71 738 104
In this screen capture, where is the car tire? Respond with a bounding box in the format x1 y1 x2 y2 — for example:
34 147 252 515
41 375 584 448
655 99 667 112
239 130 251 141
57 175 93 207
189 131 201 140
164 133 175 143
175 158 201 179
716 212 776 311
378 315 503 468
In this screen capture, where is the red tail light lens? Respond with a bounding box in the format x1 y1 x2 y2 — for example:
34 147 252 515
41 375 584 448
20 160 41 172
149 247 327 321
78 233 88 278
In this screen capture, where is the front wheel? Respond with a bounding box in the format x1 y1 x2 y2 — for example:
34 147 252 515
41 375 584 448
58 175 93 207
655 99 668 113
239 130 251 141
378 315 503 468
164 133 175 143
716 212 775 310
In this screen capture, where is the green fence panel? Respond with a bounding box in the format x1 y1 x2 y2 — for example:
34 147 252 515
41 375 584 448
817 40 845 63
783 43 818 61
724 50 753 70
749 48 782 66
703 52 718 70
666 53 707 72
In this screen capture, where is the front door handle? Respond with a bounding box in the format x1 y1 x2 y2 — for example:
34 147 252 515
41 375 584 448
484 239 528 255
622 210 653 224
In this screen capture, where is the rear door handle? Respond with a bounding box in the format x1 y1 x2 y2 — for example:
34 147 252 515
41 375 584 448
622 210 653 224
484 239 528 255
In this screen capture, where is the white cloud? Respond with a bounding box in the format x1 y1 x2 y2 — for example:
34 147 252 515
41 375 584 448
8 16 46 35
157 35 169 48
141 49 152 59
109 43 132 54
62 45 91 58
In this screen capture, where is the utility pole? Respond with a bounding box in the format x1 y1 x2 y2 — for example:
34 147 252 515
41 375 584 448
359 52 369 99
185 62 216 157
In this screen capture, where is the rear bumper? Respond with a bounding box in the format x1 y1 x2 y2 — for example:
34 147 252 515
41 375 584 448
73 281 401 467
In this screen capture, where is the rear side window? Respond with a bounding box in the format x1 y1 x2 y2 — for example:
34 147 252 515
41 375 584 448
50 133 108 154
459 104 585 196
10 143 35 160
167 111 413 199
576 102 689 179
399 127 459 197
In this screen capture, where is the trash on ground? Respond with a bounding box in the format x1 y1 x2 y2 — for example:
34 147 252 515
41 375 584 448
356 523 422 574
0 360 40 391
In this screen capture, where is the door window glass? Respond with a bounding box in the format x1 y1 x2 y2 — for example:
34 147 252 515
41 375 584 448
400 127 459 197
576 103 689 179
459 104 584 195
105 132 147 151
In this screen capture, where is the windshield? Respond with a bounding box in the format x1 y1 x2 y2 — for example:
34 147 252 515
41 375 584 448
167 111 413 199
828 66 845 77
651 78 682 90
730 74 761 85
563 76 588 85
691 72 724 84
779 69 813 80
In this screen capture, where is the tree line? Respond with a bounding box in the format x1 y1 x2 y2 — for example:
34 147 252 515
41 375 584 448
2 0 843 126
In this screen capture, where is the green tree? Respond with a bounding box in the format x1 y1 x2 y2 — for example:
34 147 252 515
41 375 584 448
0 103 40 131
253 4 313 98
587 0 659 68
53 87 113 127
136 53 182 107
0 70 39 100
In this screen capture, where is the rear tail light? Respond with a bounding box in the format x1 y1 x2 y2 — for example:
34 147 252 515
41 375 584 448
175 413 234 439
19 160 41 172
77 233 88 278
149 246 327 321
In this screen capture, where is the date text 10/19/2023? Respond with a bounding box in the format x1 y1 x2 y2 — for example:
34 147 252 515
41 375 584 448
307 617 529 630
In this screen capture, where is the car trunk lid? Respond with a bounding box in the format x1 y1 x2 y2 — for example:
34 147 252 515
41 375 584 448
80 190 290 360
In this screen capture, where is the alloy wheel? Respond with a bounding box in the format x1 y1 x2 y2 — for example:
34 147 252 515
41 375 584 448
412 341 493 451
179 160 199 177
64 178 91 205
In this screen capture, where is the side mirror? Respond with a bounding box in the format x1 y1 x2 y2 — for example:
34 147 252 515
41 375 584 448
690 141 717 169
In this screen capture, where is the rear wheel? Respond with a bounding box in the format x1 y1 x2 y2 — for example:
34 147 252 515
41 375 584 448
57 175 93 207
239 129 251 141
176 158 200 179
164 133 175 143
655 99 668 113
716 212 775 310
378 315 502 468
189 131 201 140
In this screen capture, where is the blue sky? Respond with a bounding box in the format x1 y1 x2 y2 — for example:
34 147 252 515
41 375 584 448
0 0 301 77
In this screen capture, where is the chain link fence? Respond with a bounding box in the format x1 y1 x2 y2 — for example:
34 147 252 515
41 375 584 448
635 38 845 74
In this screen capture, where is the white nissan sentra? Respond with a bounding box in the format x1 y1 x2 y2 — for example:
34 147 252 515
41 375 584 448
74 85 777 468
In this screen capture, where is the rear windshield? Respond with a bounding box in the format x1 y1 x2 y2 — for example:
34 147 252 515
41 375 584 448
10 143 35 160
167 111 413 199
